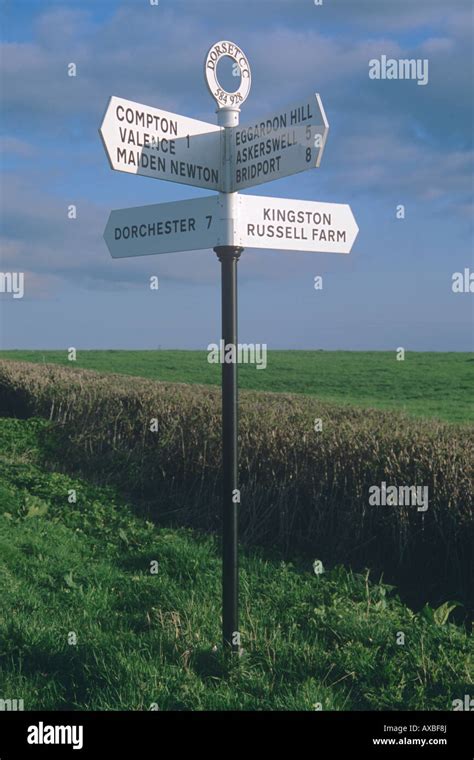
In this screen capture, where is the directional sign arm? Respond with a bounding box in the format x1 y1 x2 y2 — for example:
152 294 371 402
100 96 224 191
229 93 329 191
103 195 225 258
235 195 358 254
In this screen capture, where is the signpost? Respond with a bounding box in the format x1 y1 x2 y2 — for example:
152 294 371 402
100 40 359 656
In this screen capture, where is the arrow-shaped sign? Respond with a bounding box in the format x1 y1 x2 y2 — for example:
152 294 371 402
236 194 358 254
229 94 329 191
103 195 223 258
100 96 223 191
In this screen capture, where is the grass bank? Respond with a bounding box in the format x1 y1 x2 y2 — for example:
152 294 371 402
0 418 472 710
0 360 472 616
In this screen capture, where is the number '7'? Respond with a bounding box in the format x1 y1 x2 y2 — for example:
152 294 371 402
206 215 212 229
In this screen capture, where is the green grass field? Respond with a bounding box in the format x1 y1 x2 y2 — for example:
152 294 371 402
0 350 472 423
0 417 472 711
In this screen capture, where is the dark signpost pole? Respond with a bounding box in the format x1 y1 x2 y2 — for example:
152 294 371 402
214 245 242 653
207 43 251 653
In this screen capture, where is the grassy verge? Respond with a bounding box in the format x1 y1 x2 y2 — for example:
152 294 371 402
0 350 472 423
0 418 472 710
1 360 472 615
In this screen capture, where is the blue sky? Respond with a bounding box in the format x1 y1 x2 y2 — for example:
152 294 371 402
0 0 472 350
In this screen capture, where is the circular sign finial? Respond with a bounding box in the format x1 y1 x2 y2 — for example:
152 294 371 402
205 40 251 109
